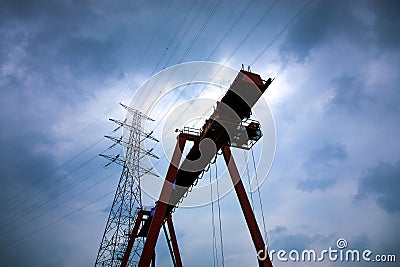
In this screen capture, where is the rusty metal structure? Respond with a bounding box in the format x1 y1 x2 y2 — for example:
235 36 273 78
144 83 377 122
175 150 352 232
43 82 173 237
95 66 274 267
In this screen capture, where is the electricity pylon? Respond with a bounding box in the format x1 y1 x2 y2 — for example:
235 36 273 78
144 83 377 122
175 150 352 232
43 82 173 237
94 104 158 267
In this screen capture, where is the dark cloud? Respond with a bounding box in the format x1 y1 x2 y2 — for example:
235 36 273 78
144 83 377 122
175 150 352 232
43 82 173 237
369 0 400 49
0 0 178 105
281 0 400 60
0 84 61 194
0 1 225 265
0 135 59 199
298 141 348 192
308 141 348 163
280 0 367 60
269 226 322 252
0 0 399 266
0 131 62 266
349 233 371 251
356 160 400 213
327 75 369 111
297 177 335 192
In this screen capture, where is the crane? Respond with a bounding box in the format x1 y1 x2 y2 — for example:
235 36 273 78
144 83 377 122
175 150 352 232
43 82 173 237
121 67 274 267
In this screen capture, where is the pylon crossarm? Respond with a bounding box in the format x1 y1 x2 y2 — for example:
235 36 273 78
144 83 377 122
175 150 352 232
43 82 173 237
109 118 159 142
119 103 155 121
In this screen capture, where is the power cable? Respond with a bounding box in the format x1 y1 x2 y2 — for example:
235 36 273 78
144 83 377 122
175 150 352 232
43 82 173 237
205 0 255 61
1 189 115 248
215 161 225 267
1 125 122 218
210 165 218 267
132 0 222 106
1 169 119 237
243 151 255 211
1 0 318 249
146 0 256 132
147 0 281 144
151 0 199 75
0 0 205 249
4 0 294 219
1 150 106 217
224 0 280 65
179 0 224 62
1 0 178 212
152 0 315 199
1 163 106 231
131 0 207 104
250 148 269 249
131 0 263 146
0 136 105 211
163 0 207 68
250 0 314 67
119 0 175 101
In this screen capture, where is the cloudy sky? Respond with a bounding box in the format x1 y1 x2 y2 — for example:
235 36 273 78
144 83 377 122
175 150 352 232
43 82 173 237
0 0 399 266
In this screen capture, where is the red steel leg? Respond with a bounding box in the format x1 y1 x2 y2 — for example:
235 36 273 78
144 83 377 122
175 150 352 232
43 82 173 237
222 146 272 267
121 210 149 267
138 136 186 267
166 215 183 267
151 250 156 267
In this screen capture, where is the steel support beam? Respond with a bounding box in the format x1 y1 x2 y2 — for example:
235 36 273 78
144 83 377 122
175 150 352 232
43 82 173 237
138 136 186 267
162 223 177 267
121 210 150 267
166 215 183 267
151 251 155 267
222 146 272 267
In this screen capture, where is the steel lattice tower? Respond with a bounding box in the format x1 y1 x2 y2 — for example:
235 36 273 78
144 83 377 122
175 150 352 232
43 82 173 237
94 104 158 267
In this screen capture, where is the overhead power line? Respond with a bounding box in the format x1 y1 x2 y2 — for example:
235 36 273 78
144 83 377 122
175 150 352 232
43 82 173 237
1 169 118 237
250 0 314 66
180 0 224 62
0 136 105 211
2 0 316 252
151 0 199 75
119 0 175 101
1 190 115 248
1 163 106 231
163 0 208 68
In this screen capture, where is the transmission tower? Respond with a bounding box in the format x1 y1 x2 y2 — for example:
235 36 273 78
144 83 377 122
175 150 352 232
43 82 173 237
94 104 158 267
